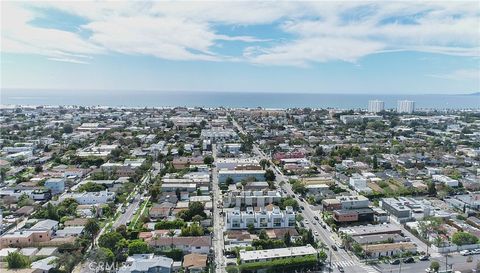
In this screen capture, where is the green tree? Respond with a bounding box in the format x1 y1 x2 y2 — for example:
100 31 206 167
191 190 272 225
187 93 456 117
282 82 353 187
430 261 440 272
84 219 100 246
6 252 30 269
264 169 275 181
99 231 124 251
283 231 291 246
259 229 268 240
203 155 214 165
247 223 255 234
128 240 150 255
63 124 74 134
451 231 479 246
259 159 270 170
225 177 234 185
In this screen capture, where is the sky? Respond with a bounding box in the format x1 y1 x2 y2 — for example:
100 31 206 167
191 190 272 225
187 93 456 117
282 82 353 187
1 1 479 94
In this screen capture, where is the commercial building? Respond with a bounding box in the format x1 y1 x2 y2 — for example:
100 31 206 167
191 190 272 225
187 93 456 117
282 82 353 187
368 100 385 113
226 206 295 230
333 208 374 223
362 242 417 258
322 195 369 211
239 245 317 264
397 100 415 113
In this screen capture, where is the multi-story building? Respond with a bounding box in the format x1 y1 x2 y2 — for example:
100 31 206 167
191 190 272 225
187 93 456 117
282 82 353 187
200 128 238 143
223 190 282 208
349 174 371 193
368 100 385 113
226 206 295 230
333 208 374 223
397 100 415 113
380 197 413 223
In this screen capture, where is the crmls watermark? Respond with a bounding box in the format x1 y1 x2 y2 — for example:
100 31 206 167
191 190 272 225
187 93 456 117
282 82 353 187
88 261 127 272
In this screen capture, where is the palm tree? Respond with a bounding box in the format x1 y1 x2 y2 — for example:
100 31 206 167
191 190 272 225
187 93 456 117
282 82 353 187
85 219 100 247
167 230 176 249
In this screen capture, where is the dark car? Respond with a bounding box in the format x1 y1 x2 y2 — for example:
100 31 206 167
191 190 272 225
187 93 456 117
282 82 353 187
300 206 305 210
419 255 430 261
403 257 415 263
390 259 400 265
314 216 319 220
331 244 338 251
338 265 345 273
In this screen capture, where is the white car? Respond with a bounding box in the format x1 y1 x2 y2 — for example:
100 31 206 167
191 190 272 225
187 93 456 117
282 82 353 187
304 220 309 225
314 231 319 236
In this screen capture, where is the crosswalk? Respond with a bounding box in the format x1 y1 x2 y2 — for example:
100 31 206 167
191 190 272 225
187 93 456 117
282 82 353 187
331 261 377 273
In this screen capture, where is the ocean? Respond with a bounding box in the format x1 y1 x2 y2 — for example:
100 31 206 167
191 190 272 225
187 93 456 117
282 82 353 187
1 89 478 109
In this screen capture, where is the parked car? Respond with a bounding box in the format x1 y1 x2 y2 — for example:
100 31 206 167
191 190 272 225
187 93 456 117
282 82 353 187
314 231 319 236
331 244 338 251
460 250 472 256
403 257 415 263
419 255 430 261
390 259 400 265
314 216 319 220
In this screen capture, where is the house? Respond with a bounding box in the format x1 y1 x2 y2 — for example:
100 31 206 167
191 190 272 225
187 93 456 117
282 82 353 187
146 236 211 254
58 190 115 205
118 254 173 273
182 253 208 273
149 202 175 219
44 178 65 195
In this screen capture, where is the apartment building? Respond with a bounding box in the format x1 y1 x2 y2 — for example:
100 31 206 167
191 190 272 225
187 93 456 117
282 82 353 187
226 206 295 230
58 190 116 205
223 190 282 208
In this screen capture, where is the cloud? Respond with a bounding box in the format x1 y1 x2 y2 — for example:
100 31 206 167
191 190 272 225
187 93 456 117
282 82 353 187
428 69 479 81
1 1 479 66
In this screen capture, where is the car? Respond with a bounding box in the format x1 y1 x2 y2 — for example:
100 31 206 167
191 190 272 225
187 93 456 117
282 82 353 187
472 248 480 254
300 206 305 210
390 259 400 265
403 257 415 263
314 216 319 220
331 244 338 251
304 220 309 225
312 221 317 225
460 250 472 256
337 265 345 273
314 231 319 236
322 224 327 229
419 255 430 261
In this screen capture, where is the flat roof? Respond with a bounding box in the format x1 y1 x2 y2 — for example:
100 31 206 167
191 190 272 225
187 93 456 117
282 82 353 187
240 245 316 262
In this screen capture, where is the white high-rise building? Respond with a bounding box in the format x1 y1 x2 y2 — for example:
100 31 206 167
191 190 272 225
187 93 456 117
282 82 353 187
397 100 415 113
368 100 385 113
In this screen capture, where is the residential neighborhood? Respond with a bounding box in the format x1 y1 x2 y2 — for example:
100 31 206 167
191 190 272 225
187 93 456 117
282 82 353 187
0 105 479 273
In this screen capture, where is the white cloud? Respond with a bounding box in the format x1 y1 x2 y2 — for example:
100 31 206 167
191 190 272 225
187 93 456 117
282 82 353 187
1 1 479 66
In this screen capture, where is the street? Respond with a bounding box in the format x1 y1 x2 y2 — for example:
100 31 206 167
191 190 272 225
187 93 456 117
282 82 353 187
212 144 226 273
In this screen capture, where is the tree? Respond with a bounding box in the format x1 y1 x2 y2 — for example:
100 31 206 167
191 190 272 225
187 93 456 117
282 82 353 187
17 193 32 208
78 182 106 192
203 155 214 165
264 169 275 181
128 240 150 255
181 223 204 236
90 247 115 264
430 261 440 272
98 231 124 251
427 181 437 196
372 154 378 169
247 223 255 234
192 214 203 223
451 231 479 246
225 177 234 185
283 231 291 246
259 159 270 170
63 124 73 134
259 230 268 240
6 252 30 269
34 164 43 173
84 219 100 246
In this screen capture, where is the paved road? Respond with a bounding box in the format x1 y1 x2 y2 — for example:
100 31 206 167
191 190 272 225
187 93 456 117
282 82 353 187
212 144 226 273
375 253 479 273
233 117 377 273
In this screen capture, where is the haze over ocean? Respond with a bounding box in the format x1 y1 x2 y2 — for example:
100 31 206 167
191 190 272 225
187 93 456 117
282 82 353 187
1 89 478 109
